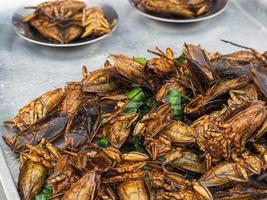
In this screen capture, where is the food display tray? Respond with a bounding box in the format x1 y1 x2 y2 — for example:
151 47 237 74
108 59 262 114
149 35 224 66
0 0 267 199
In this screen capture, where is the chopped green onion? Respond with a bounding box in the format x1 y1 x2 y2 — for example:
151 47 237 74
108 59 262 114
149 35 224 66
124 87 146 114
35 194 50 200
123 101 142 114
34 184 53 200
97 137 109 148
165 88 182 120
134 136 146 153
127 87 146 102
133 57 147 65
176 53 185 64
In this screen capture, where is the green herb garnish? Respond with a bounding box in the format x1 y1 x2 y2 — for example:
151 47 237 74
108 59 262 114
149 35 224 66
127 87 146 102
133 57 147 65
134 135 146 153
97 137 109 148
139 98 158 118
165 88 182 120
124 87 146 114
34 184 53 200
176 53 185 64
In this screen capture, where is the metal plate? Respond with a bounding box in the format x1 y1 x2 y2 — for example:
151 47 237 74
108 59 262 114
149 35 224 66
12 2 119 47
1 0 267 199
129 0 228 23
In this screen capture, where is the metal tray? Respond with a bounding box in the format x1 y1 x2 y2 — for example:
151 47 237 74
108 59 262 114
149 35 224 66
1 0 267 199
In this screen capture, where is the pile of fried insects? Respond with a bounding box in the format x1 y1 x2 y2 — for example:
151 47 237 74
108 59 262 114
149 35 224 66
137 0 209 18
23 0 112 43
3 41 267 200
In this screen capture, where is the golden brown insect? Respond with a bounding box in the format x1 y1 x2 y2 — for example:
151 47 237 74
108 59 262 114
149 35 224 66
82 66 119 94
121 151 150 162
147 48 177 76
3 81 84 152
162 147 206 173
194 101 266 169
161 121 196 144
64 24 84 43
62 171 100 200
73 147 114 172
18 139 60 200
107 55 147 86
24 0 86 23
149 170 213 200
134 103 172 137
227 84 258 106
4 88 63 132
118 179 150 200
144 134 172 160
184 76 249 115
103 112 139 148
47 155 78 195
199 151 264 187
18 161 46 200
138 0 209 18
30 18 65 43
19 138 61 168
81 7 111 38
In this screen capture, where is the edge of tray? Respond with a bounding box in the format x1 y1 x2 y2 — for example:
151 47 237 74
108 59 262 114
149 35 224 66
0 146 20 200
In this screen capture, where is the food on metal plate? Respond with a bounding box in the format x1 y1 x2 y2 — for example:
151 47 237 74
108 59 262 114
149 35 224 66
23 0 112 43
3 41 267 200
137 0 209 18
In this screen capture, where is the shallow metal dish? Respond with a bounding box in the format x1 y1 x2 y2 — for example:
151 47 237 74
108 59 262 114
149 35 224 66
129 0 228 23
12 2 119 47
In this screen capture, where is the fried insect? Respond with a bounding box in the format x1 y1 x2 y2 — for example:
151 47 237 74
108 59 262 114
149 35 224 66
18 161 46 200
81 7 111 38
138 0 209 18
23 0 111 43
4 88 63 132
103 113 139 148
199 151 264 187
31 18 65 43
118 179 150 200
3 42 267 200
18 139 60 200
62 171 100 200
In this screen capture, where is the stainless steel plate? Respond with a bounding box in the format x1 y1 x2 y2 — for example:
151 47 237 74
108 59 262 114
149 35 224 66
1 0 267 199
12 2 119 47
129 0 228 23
